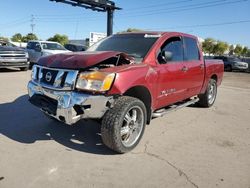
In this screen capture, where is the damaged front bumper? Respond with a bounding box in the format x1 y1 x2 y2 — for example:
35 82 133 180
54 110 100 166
28 81 113 125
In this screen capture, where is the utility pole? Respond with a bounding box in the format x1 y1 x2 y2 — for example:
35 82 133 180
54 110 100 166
30 15 35 34
50 0 121 36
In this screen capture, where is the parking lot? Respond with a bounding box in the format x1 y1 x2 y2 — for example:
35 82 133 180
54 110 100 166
0 69 250 188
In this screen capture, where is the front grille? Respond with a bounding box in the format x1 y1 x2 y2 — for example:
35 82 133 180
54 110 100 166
32 65 78 90
0 51 25 55
0 55 26 58
41 69 58 86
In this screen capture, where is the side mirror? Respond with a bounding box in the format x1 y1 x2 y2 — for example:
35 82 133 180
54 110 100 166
162 51 172 63
34 45 41 52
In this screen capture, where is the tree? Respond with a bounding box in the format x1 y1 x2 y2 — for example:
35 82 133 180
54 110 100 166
0 36 9 42
118 28 143 34
234 44 243 56
202 38 216 55
47 34 69 45
212 41 229 55
241 47 248 57
247 49 250 57
22 33 38 42
229 45 234 55
11 33 23 42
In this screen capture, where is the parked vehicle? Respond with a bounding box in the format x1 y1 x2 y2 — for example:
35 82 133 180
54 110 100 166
64 43 86 52
26 40 70 67
27 32 224 153
0 40 29 71
214 56 248 72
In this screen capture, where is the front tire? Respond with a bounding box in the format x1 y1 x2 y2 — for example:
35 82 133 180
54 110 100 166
198 79 217 107
101 96 147 153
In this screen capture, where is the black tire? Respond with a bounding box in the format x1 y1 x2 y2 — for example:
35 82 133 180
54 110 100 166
101 96 147 153
20 67 28 71
227 65 232 72
198 79 217 107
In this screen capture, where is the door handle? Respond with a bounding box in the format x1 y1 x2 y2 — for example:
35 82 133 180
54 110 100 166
200 64 204 69
181 66 188 72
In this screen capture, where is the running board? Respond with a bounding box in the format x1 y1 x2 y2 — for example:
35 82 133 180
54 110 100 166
152 98 199 118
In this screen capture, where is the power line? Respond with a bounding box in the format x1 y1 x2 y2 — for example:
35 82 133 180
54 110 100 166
120 0 227 14
0 17 30 27
116 0 248 18
144 20 250 30
33 0 248 21
124 0 193 11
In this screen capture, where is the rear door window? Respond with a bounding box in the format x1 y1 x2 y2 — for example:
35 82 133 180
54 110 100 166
184 37 200 61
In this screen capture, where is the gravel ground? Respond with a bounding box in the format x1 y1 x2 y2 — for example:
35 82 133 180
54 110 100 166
0 69 250 188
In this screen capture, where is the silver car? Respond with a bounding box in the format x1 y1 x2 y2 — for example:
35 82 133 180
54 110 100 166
26 41 70 67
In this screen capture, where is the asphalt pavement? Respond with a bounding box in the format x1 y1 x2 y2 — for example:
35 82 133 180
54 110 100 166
0 69 250 188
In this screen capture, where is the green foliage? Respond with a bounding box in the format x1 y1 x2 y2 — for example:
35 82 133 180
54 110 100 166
212 41 229 55
247 49 250 57
241 47 248 57
0 36 9 42
11 33 23 42
47 34 69 45
234 44 243 56
118 28 143 34
11 33 38 42
229 45 234 55
22 33 38 42
202 38 216 55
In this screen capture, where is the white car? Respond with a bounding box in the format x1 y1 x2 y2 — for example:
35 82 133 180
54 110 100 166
26 40 70 67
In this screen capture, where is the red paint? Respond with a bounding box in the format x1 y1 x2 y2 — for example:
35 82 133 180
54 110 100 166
37 51 131 69
37 32 224 111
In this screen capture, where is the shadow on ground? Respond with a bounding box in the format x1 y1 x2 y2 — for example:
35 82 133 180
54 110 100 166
0 68 23 73
0 95 116 155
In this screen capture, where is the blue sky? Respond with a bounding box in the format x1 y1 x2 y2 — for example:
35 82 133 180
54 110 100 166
0 0 250 47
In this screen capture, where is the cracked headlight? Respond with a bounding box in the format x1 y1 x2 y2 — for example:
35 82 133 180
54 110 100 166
76 71 116 92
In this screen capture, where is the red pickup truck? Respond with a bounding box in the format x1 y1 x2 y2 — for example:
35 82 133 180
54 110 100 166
28 32 223 153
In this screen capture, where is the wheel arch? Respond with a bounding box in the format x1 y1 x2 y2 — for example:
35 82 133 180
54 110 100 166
211 74 218 83
123 86 152 124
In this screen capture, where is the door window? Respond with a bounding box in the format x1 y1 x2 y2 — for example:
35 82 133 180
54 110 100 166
27 42 39 50
158 37 184 63
184 37 200 61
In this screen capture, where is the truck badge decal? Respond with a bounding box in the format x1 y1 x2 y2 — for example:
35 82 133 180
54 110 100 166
160 88 176 97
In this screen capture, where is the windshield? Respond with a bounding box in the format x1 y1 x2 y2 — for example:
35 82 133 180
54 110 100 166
41 42 66 50
87 34 160 59
0 42 16 47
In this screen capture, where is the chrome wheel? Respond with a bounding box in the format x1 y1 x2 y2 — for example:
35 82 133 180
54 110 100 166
208 81 217 105
120 106 144 147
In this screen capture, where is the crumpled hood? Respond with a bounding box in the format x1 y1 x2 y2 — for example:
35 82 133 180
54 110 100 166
37 51 131 69
0 46 24 52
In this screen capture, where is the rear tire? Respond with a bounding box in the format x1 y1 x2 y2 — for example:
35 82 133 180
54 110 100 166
227 65 232 72
198 79 217 107
101 96 147 153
